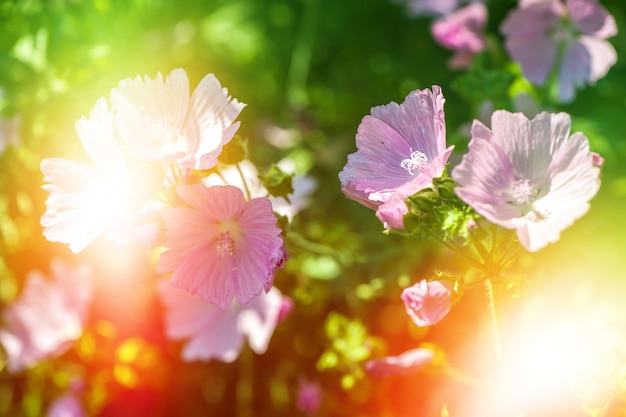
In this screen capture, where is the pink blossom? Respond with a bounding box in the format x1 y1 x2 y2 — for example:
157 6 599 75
452 111 601 252
365 347 435 377
46 392 86 417
401 280 452 327
296 378 323 414
431 2 488 69
111 68 245 169
339 86 454 229
501 0 617 102
41 98 130 253
0 259 92 373
158 281 283 362
156 184 287 309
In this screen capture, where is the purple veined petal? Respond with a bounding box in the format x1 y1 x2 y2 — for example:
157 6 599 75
340 115 415 197
567 0 618 38
365 347 435 377
370 86 446 161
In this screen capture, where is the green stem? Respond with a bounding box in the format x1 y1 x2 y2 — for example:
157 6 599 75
236 346 253 417
484 278 502 362
422 227 486 272
235 163 252 200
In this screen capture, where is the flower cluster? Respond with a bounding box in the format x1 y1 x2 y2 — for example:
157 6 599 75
340 84 602 375
38 68 314 368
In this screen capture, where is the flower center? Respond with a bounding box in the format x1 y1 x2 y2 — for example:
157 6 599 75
400 149 428 176
512 179 537 205
154 117 185 156
216 232 235 257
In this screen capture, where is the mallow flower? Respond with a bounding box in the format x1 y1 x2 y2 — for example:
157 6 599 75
41 98 130 254
431 2 488 69
501 0 617 102
0 259 92 373
158 281 284 362
156 184 287 309
402 280 452 327
339 86 454 229
452 110 601 252
111 68 245 170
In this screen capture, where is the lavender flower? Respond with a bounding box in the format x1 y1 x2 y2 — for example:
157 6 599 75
501 0 617 102
452 110 601 252
339 86 454 229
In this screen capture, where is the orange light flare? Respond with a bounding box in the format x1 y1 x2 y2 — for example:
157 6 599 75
463 280 626 417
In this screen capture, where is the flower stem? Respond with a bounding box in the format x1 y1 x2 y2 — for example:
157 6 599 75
484 278 502 362
235 163 252 200
236 346 253 417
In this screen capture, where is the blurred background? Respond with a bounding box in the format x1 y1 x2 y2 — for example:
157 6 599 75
1 0 626 416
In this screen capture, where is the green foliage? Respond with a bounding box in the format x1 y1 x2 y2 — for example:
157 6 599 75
260 164 294 199
316 312 384 390
404 174 479 245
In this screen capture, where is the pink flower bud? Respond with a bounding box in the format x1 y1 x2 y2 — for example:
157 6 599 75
401 280 451 327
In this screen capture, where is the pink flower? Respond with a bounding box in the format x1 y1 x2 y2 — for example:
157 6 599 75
401 280 452 327
158 281 283 362
296 378 323 414
431 2 488 69
365 347 435 377
501 0 617 102
452 111 601 252
41 98 130 253
46 392 86 417
0 259 92 373
339 86 454 229
156 184 287 309
111 68 245 169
